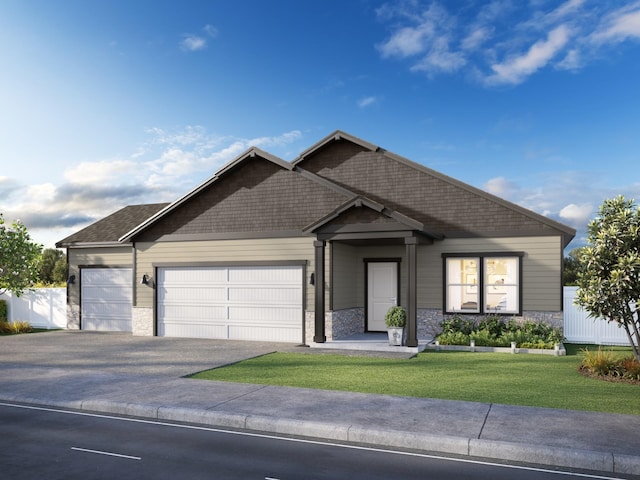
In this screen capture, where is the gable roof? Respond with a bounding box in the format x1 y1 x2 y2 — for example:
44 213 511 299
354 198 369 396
59 130 576 248
55 203 169 247
119 147 295 242
293 130 576 247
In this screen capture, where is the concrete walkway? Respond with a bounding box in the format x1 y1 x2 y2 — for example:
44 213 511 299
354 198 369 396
1 331 639 475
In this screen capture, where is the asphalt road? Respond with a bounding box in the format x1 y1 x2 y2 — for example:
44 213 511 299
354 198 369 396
1 402 634 480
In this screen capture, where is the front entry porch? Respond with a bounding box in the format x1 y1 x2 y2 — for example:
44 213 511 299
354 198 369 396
309 332 432 354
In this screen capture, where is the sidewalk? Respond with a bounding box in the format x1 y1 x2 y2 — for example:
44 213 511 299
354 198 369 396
1 364 639 475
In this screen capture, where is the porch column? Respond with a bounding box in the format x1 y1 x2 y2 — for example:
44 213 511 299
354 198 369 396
313 240 326 343
405 237 418 347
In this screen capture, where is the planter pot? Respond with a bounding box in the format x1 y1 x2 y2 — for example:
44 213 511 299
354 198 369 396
387 327 404 346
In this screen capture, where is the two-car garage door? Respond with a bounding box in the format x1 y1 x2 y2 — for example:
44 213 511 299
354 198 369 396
157 265 303 343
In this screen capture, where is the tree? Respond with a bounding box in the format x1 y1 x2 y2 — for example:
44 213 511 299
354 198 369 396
0 214 42 297
576 196 640 361
563 247 586 286
39 248 67 285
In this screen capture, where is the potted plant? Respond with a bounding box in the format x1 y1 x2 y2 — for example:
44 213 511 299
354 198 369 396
385 306 406 346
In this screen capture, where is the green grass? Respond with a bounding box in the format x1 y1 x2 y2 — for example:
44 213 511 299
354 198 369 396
192 344 640 416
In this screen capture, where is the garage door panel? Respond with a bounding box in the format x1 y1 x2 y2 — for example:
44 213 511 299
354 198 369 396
160 286 227 303
228 266 299 284
228 286 301 304
159 321 228 339
228 306 300 324
157 265 302 342
83 286 132 302
229 325 300 343
159 304 228 321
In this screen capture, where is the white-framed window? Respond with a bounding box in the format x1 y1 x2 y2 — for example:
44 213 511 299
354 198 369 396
443 253 522 315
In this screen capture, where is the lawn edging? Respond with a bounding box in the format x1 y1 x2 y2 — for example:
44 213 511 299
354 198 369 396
425 341 566 356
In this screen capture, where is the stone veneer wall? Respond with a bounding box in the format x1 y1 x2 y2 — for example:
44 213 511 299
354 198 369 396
307 308 564 344
67 304 80 330
132 307 154 336
418 309 564 338
305 308 365 344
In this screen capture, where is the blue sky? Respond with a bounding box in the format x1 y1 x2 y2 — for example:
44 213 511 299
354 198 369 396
1 0 639 251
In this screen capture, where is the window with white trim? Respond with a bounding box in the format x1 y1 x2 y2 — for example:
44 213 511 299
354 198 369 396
444 254 522 315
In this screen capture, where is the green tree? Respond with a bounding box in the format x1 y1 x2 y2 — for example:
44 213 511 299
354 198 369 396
52 256 68 284
563 247 586 286
576 196 640 361
39 248 67 285
0 214 42 297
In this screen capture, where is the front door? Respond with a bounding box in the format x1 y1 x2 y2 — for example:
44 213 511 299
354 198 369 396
367 261 398 332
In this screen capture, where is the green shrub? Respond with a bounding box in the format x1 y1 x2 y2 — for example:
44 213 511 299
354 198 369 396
437 331 470 345
0 320 33 334
437 316 564 348
477 315 506 337
581 348 617 376
0 300 6 322
470 328 501 347
384 306 406 328
440 315 475 335
619 357 640 381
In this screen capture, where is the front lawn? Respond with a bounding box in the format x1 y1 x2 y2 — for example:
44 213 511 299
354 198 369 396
191 344 640 416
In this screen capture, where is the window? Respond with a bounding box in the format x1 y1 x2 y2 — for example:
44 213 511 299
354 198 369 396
444 253 522 315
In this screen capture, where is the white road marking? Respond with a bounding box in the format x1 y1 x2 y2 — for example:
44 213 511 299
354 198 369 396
71 446 141 460
0 402 627 480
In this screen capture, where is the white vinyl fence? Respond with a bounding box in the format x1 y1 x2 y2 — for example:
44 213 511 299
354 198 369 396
563 286 633 346
0 288 66 329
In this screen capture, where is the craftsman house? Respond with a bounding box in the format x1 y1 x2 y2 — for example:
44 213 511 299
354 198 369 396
57 130 575 346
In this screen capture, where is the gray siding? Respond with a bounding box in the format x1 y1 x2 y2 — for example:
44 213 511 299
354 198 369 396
67 246 133 306
331 243 358 310
135 237 315 308
326 235 563 313
421 236 563 311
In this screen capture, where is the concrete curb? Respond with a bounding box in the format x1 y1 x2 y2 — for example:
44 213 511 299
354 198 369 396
13 397 636 475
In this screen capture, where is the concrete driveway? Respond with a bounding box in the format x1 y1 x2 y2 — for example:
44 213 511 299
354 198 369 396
0 330 299 377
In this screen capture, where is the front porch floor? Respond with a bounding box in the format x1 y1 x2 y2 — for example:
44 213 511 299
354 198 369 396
309 333 432 354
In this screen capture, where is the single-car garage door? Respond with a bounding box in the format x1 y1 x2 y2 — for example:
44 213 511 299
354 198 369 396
81 268 132 332
157 265 303 343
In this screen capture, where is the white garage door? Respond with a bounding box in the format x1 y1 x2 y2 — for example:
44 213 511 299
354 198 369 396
81 268 132 332
157 265 303 343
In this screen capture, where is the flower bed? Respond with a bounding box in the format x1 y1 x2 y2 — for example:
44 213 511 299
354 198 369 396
579 347 640 384
435 315 564 351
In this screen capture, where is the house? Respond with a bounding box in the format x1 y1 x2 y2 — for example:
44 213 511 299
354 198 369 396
56 130 575 346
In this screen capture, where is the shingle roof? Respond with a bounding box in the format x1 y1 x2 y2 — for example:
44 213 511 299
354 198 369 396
59 130 576 248
55 203 169 247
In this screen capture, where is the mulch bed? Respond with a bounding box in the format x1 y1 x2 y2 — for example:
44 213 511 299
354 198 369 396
578 366 640 385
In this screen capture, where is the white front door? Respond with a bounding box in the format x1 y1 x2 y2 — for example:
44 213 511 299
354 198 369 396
367 262 398 332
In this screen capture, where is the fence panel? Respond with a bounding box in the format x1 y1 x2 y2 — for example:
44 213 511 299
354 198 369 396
0 288 66 329
563 286 632 345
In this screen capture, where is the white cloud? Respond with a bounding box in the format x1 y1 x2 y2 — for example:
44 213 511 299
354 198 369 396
559 203 594 227
376 2 640 87
591 3 640 43
64 159 137 185
556 48 582 70
461 26 493 51
483 176 519 198
6 127 303 247
358 96 378 108
411 37 466 74
485 25 570 85
180 35 206 51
